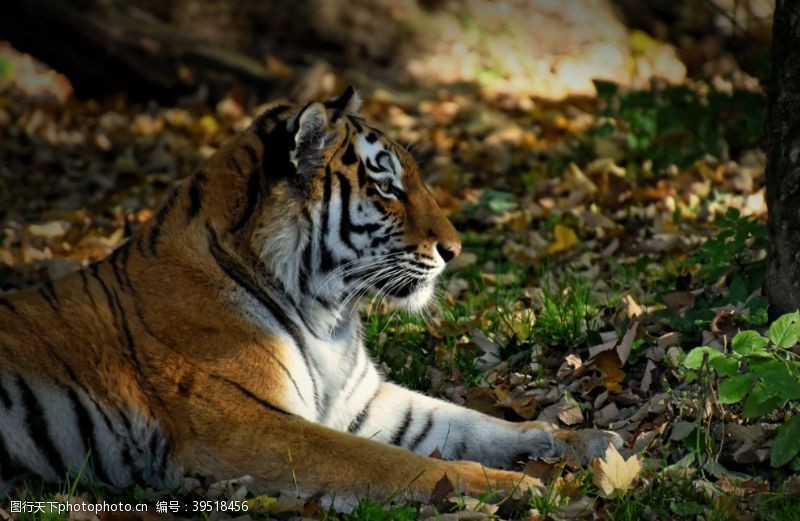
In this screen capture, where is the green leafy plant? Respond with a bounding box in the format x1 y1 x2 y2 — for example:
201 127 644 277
592 81 764 170
689 207 767 288
684 311 800 467
662 208 768 340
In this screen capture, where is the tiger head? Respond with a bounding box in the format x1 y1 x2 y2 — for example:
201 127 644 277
250 87 460 315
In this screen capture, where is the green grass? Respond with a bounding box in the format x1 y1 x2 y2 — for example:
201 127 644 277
534 271 596 348
346 498 418 521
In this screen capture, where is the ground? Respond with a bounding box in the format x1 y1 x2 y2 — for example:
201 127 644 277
1 38 799 520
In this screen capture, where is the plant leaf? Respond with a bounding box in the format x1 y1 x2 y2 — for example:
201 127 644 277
742 383 784 418
768 310 800 348
709 356 738 377
591 444 641 498
718 375 752 404
683 347 722 370
731 330 769 356
771 416 800 467
759 368 800 400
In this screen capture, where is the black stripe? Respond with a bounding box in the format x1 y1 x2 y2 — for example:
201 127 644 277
210 374 290 415
226 155 246 177
391 406 413 446
318 392 332 422
453 440 468 460
206 223 318 409
39 280 59 313
90 265 144 379
116 412 146 485
43 280 59 304
254 107 296 183
148 188 179 255
366 132 378 144
79 270 98 309
319 168 335 273
408 411 434 452
347 115 364 133
325 86 355 112
0 377 12 409
408 259 435 270
229 166 263 233
334 172 359 253
348 393 377 435
135 236 146 256
0 297 17 314
342 144 358 165
299 242 312 294
343 359 370 403
119 239 134 290
67 387 112 485
356 160 367 188
187 171 206 221
370 231 400 248
394 188 408 203
113 291 144 377
365 156 386 174
241 143 260 170
351 222 383 234
258 104 291 126
17 377 68 478
148 431 167 476
0 429 30 483
109 243 130 289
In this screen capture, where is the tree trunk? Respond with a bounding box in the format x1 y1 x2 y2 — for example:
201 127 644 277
765 0 800 316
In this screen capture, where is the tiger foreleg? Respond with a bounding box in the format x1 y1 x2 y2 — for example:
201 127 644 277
173 385 541 511
349 382 622 469
178 412 543 510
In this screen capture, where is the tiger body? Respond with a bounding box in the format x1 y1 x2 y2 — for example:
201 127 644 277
0 88 615 506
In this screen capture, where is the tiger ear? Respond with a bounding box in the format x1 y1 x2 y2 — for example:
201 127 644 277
325 85 362 119
289 102 332 174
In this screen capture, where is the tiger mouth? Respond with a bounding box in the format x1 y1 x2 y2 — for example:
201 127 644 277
372 272 430 299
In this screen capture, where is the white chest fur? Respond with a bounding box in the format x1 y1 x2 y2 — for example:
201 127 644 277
232 285 381 431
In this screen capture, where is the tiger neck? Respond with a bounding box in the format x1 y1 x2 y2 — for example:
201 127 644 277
247 211 360 342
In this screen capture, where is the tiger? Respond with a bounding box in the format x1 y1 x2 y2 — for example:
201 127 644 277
0 86 620 508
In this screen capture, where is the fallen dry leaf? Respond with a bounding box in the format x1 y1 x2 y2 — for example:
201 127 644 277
547 224 579 254
622 294 643 320
591 444 642 498
616 318 639 365
430 474 455 512
523 457 560 481
591 350 625 393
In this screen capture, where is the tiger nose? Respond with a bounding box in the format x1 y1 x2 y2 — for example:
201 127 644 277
435 242 461 263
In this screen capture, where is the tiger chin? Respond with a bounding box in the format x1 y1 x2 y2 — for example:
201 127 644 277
0 86 620 509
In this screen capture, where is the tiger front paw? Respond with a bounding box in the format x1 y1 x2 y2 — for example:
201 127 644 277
553 428 624 464
446 460 544 496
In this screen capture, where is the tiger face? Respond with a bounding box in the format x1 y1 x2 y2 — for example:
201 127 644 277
260 88 460 314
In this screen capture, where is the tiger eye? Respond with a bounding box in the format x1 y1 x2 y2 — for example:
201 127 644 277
378 179 392 194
